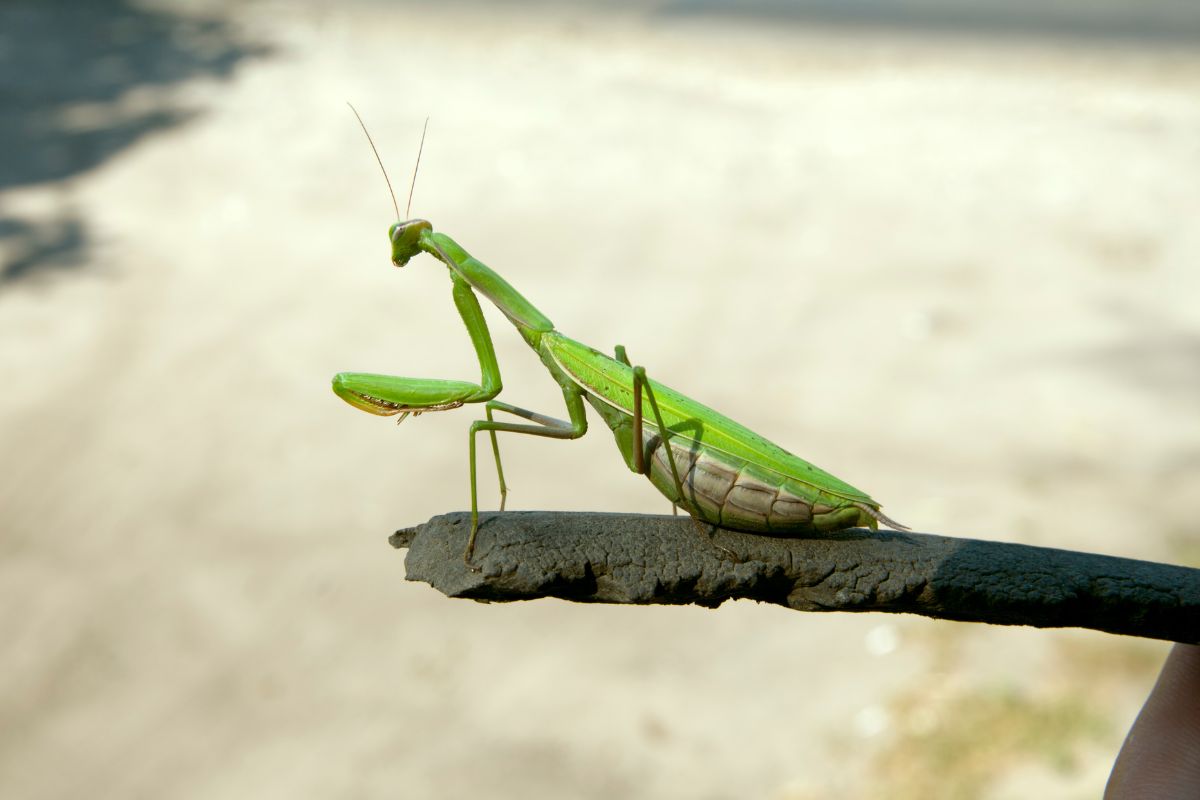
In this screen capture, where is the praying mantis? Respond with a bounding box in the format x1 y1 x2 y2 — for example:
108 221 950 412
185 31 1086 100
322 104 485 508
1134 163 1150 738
333 116 906 566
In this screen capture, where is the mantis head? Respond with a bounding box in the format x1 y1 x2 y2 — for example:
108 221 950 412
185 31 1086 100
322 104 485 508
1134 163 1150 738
388 219 432 267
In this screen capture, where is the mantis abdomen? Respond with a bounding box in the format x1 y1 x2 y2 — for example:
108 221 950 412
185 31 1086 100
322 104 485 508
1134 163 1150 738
641 433 877 533
543 332 897 534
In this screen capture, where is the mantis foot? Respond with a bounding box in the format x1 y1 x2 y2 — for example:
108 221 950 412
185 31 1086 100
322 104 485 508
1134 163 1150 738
463 518 484 572
462 543 483 573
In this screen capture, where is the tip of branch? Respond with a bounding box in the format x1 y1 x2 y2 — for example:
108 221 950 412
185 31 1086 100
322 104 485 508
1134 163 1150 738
390 526 419 549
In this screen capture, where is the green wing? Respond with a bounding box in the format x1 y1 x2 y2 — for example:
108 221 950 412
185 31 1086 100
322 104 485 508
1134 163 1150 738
543 333 876 503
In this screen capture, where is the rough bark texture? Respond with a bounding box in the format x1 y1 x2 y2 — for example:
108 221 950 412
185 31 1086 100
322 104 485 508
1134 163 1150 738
392 511 1200 644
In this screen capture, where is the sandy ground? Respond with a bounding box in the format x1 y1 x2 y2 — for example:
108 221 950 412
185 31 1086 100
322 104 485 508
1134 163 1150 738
1 1 1198 797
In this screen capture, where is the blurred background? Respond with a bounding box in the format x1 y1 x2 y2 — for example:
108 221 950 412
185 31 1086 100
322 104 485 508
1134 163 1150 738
2 0 1198 797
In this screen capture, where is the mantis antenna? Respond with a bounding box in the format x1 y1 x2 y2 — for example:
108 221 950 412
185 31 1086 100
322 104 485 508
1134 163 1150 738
347 104 430 221
406 117 429 218
347 102 399 221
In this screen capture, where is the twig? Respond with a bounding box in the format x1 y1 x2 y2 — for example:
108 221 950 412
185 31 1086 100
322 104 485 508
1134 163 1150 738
391 511 1200 644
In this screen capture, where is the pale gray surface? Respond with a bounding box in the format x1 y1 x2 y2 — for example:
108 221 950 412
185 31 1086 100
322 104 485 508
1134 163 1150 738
2 1 1199 798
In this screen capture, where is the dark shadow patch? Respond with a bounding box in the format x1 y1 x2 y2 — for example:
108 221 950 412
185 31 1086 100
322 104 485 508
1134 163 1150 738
0 0 273 283
655 0 1200 45
715 522 921 545
0 215 86 281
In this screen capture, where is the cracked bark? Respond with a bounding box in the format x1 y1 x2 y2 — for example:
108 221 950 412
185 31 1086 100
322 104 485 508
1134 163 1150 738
391 511 1200 644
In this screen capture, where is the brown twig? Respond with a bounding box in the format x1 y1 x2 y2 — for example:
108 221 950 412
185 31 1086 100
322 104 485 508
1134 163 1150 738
391 511 1200 644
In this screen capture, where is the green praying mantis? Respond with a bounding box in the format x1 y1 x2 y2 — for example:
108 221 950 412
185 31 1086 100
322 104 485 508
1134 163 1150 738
333 115 906 566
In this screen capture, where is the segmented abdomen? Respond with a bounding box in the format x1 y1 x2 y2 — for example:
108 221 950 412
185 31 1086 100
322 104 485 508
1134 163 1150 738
642 431 859 532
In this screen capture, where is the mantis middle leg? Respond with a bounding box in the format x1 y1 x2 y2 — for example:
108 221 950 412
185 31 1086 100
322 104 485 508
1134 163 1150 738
464 387 588 566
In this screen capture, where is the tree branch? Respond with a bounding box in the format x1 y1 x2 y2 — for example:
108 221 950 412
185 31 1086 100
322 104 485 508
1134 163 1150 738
391 511 1200 644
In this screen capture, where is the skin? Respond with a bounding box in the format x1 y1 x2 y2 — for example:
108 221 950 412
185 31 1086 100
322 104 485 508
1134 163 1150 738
1107 644 1200 799
332 219 905 563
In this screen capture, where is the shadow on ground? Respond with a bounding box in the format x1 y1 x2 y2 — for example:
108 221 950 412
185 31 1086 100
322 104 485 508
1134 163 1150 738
0 0 272 282
656 0 1200 44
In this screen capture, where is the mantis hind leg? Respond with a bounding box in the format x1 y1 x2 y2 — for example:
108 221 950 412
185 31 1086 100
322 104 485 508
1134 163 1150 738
619 346 689 508
619 343 676 507
620 347 740 561
464 388 588 569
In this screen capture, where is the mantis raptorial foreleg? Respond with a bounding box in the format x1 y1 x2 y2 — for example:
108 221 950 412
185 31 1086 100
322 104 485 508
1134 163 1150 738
450 274 501 400
332 268 502 416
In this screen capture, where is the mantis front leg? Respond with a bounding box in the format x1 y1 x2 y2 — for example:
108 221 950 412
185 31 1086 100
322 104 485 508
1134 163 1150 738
332 272 511 547
331 272 502 415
